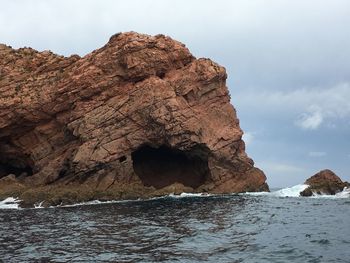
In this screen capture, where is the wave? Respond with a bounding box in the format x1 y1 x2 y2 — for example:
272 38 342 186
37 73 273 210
58 193 212 208
272 184 309 197
167 192 212 198
243 184 350 198
55 193 212 208
0 193 212 210
241 184 308 197
0 197 21 209
310 187 350 199
57 198 152 208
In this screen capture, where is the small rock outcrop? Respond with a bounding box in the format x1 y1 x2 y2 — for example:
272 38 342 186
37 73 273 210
300 169 349 196
0 32 268 207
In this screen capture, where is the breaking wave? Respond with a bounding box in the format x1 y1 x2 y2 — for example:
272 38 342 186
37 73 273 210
272 184 309 197
0 197 21 209
244 184 350 198
311 187 350 199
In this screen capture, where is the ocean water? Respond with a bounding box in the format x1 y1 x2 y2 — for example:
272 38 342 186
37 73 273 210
0 186 350 262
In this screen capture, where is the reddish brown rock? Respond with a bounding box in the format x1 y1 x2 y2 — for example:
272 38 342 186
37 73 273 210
300 169 349 196
0 32 268 207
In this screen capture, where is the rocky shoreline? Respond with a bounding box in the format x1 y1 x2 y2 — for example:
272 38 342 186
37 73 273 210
0 32 268 207
300 169 349 197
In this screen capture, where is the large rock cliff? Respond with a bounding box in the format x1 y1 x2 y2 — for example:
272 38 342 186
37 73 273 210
0 32 268 206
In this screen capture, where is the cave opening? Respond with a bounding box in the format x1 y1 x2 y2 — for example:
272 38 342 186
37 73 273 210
0 158 34 179
131 144 211 189
0 139 35 179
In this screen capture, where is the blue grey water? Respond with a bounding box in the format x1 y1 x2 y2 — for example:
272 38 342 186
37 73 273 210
0 192 349 262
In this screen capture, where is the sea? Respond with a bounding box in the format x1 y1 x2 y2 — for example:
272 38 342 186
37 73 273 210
0 185 349 263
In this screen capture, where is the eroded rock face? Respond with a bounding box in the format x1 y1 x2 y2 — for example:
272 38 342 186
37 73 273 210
0 32 268 206
300 169 349 196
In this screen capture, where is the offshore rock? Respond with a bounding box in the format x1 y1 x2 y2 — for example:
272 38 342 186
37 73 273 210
0 32 268 207
300 169 349 196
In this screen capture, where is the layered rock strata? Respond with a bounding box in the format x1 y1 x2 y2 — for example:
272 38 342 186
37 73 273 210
0 32 268 207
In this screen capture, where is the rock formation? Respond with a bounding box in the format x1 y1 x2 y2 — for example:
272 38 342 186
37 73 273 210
0 32 268 207
300 169 349 196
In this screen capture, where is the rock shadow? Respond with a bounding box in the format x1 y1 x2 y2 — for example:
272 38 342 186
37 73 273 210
131 144 211 189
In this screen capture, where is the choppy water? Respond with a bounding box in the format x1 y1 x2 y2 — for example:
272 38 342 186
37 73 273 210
0 187 350 262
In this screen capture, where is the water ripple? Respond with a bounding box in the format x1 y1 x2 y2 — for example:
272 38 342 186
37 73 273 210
0 195 349 262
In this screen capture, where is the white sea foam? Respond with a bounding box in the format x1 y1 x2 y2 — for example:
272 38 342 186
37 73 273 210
0 197 21 209
0 193 212 210
168 192 212 198
34 201 45 208
55 199 136 208
50 193 210 208
52 193 212 208
310 187 350 199
240 191 270 197
243 184 350 198
335 187 350 198
272 184 309 197
241 184 308 197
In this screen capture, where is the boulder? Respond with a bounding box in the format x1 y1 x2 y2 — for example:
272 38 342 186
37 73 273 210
300 169 349 196
0 32 268 206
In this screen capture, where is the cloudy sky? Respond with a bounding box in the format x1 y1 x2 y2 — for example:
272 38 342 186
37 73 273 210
1 0 349 187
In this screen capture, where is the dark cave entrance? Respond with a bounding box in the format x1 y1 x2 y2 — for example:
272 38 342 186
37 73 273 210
131 144 211 189
0 158 34 179
0 138 35 179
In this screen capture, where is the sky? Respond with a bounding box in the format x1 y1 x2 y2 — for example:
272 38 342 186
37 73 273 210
1 0 349 187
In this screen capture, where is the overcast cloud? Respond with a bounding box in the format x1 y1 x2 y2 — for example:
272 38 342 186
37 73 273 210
1 0 349 187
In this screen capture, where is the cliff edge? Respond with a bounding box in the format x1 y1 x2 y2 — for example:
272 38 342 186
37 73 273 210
0 32 268 207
